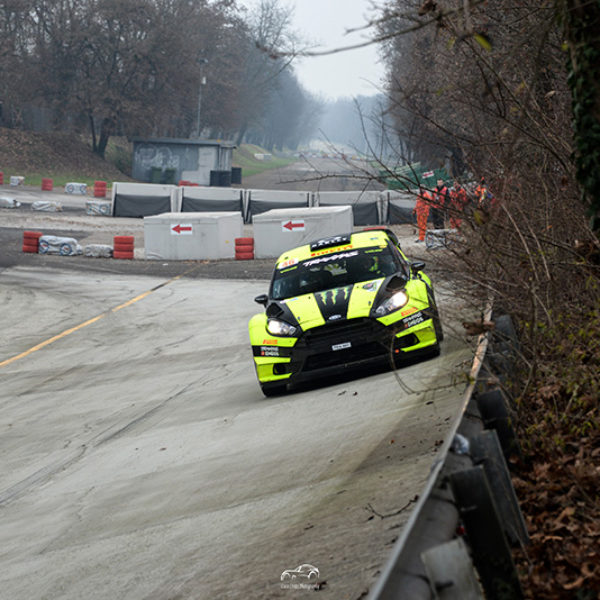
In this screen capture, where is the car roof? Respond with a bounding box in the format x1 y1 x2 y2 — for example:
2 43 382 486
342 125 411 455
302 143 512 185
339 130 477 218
276 230 392 265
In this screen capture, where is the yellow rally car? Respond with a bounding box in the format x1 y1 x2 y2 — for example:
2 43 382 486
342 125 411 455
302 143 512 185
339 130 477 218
249 229 443 396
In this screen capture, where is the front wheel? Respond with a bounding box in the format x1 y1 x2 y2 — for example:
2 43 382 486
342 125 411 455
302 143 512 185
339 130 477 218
260 382 288 397
427 289 444 342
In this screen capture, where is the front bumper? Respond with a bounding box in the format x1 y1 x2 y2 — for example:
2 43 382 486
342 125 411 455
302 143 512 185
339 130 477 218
252 315 438 385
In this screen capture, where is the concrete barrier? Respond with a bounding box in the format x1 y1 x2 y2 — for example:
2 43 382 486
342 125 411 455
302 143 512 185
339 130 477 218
253 206 353 259
112 182 179 217
245 189 310 223
386 190 416 224
180 186 243 214
143 211 242 260
314 190 382 225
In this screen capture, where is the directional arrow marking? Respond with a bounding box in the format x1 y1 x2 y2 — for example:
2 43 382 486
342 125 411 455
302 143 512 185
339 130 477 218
282 220 305 231
171 224 193 234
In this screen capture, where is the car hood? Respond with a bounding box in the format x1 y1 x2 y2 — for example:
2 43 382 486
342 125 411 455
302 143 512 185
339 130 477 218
280 279 385 331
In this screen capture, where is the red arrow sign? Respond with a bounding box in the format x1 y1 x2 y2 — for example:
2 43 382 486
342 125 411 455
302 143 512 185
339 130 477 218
172 224 192 234
282 220 305 231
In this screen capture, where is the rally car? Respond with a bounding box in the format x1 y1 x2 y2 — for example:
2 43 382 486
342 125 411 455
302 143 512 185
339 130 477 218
248 229 443 396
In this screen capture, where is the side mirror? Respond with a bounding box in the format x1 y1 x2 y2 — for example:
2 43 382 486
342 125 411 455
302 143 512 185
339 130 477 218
410 261 426 274
254 294 269 306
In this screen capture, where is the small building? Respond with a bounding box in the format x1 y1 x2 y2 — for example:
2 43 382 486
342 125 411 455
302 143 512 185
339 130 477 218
132 137 236 186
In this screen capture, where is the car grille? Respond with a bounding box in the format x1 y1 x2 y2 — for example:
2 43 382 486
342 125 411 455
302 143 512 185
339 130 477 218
297 318 392 372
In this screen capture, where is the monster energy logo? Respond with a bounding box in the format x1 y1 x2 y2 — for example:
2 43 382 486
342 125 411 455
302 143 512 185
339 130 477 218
316 286 352 305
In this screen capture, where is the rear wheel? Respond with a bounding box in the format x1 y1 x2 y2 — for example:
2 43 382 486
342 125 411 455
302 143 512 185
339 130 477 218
260 382 288 397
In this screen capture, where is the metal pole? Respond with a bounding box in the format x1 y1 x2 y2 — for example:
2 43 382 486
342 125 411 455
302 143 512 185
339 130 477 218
194 59 207 138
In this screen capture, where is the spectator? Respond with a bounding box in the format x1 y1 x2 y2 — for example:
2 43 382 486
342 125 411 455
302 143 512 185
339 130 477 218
474 177 488 207
413 186 431 243
450 180 469 229
432 178 449 229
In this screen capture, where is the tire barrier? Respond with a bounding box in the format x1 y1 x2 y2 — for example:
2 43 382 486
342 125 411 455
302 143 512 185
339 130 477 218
93 180 107 198
31 200 62 212
65 182 88 195
85 201 111 216
235 237 254 260
38 235 82 256
0 172 3 184
41 178 53 191
22 230 43 253
0 196 21 208
84 244 113 258
113 235 134 259
370 311 528 600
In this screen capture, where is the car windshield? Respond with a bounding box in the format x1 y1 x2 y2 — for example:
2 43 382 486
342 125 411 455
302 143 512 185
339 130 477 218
271 246 401 300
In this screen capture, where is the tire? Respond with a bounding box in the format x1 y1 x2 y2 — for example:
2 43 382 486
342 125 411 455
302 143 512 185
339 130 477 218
235 237 254 247
22 244 39 253
113 235 134 245
38 240 50 254
113 250 134 260
23 231 43 240
235 251 254 260
113 242 134 252
59 243 74 256
260 382 287 397
427 289 444 342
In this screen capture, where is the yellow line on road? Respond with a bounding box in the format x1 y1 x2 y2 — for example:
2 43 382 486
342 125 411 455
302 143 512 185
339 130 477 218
0 268 197 369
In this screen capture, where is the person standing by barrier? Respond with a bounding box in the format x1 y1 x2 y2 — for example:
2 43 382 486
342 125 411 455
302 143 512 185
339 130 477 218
432 178 449 229
450 180 469 229
475 177 488 207
413 186 431 243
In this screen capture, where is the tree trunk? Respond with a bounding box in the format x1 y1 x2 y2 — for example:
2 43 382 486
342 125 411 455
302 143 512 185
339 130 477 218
561 0 600 232
95 117 114 159
235 123 248 146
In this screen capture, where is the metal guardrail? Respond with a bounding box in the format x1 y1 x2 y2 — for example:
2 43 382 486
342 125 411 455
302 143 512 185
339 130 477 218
369 309 527 599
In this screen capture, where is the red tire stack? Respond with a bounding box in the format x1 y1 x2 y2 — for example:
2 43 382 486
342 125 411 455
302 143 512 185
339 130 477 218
113 235 134 260
94 180 107 198
41 178 53 191
23 230 43 253
0 172 4 184
235 237 254 260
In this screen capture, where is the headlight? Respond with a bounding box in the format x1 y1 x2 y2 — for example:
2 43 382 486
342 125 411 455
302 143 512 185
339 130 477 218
374 291 409 317
266 318 297 337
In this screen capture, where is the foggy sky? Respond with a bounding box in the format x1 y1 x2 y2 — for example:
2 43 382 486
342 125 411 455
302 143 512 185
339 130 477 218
238 0 386 100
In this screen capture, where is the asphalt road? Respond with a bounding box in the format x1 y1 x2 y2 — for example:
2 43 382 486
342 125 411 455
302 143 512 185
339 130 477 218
0 266 472 599
0 174 474 599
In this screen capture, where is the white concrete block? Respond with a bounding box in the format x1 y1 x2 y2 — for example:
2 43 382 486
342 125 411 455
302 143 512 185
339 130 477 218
253 206 353 259
144 211 243 260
